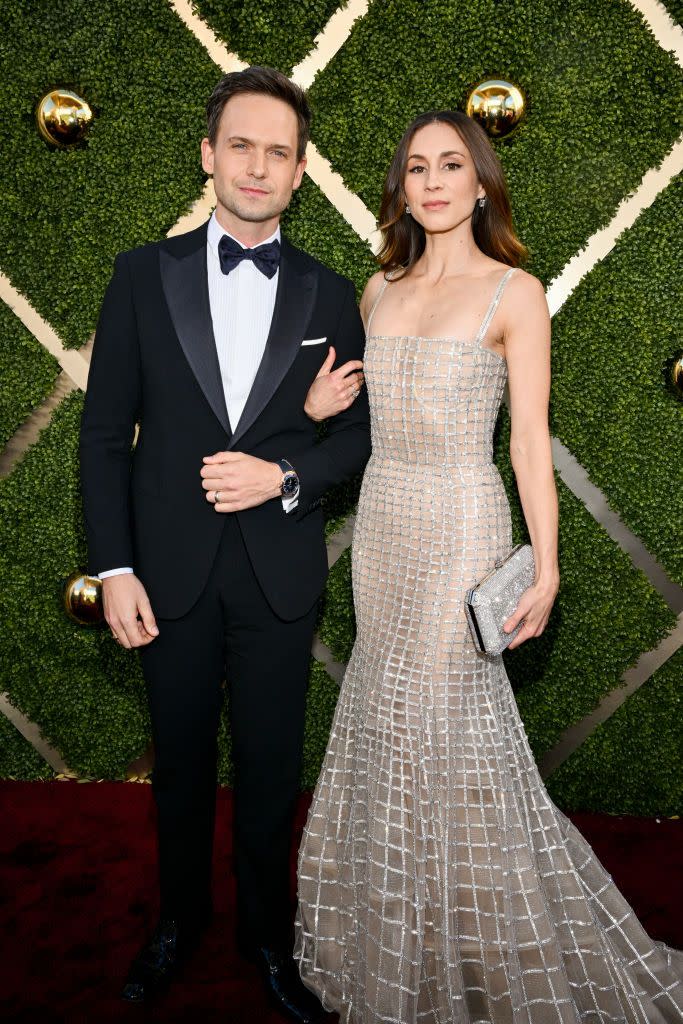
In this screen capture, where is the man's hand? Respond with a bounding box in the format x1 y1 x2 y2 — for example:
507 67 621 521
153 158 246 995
101 574 159 649
201 452 282 513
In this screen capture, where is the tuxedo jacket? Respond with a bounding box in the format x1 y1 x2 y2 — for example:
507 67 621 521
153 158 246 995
79 221 371 621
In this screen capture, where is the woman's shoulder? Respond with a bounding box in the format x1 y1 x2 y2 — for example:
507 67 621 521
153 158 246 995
504 270 547 323
500 264 545 297
359 269 388 319
482 263 546 315
363 269 388 297
493 267 549 345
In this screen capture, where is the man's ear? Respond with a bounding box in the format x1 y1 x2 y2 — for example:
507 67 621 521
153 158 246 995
292 156 307 191
201 137 214 175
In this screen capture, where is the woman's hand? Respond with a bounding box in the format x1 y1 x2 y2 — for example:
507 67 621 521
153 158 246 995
304 346 365 422
502 572 559 650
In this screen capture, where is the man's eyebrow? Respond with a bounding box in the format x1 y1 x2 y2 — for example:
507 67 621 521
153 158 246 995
228 135 293 151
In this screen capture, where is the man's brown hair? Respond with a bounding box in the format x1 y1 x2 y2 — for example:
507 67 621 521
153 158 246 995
206 66 312 162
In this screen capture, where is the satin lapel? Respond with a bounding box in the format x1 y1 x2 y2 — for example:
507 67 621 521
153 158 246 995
229 243 317 449
159 234 231 437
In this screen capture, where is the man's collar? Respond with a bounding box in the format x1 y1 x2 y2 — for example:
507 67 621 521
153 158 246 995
207 210 281 254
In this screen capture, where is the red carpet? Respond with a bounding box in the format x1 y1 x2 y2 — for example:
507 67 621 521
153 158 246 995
0 781 681 1024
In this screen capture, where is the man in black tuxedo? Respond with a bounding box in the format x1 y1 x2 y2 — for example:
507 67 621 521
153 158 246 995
80 66 369 1021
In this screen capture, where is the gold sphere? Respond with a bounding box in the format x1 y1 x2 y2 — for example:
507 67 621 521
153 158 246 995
664 350 683 400
466 79 526 138
36 89 93 148
63 572 103 625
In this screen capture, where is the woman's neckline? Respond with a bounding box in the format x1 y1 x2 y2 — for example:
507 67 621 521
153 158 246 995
367 334 507 363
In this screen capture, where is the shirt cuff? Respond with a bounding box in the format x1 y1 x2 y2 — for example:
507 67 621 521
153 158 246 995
97 567 134 579
281 492 299 514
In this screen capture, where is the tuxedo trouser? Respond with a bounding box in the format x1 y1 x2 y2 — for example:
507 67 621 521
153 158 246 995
139 511 318 949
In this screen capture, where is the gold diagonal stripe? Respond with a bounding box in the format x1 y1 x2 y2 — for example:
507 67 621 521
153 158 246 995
0 273 89 390
291 0 371 90
551 440 683 614
540 612 683 778
0 693 68 774
628 0 683 67
545 135 683 316
0 372 77 480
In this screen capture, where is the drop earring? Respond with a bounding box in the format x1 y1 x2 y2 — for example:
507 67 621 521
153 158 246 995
478 196 486 209
405 203 411 215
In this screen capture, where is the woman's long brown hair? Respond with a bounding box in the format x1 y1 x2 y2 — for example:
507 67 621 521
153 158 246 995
377 110 527 277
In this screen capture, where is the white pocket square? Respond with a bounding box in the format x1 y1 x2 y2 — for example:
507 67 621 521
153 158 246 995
301 336 327 346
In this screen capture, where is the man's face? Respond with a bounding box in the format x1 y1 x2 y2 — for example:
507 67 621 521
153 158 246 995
201 92 306 230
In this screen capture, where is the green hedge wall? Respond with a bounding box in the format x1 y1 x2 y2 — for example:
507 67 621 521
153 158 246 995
547 646 683 817
550 174 683 588
0 0 681 814
0 393 150 778
0 301 59 446
0 0 219 347
282 175 377 296
661 2 682 26
0 715 52 781
193 0 340 74
308 0 683 287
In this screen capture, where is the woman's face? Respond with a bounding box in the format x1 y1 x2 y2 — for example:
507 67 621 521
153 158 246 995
403 121 484 234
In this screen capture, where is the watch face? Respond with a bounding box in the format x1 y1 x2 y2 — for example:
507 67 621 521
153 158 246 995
282 471 299 496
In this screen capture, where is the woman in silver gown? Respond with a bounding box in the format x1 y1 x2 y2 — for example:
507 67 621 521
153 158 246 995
296 110 683 1023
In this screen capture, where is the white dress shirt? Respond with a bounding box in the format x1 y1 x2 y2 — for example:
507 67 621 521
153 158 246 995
207 212 279 430
98 214 297 580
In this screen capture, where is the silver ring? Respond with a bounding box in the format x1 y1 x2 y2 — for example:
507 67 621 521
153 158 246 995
214 490 221 504
351 388 360 399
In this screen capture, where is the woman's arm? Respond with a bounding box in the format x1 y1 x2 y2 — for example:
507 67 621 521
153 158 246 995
292 280 371 519
303 271 385 422
303 346 364 422
501 272 559 649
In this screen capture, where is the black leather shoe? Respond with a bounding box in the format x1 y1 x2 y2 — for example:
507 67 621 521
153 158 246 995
121 918 201 1002
256 948 325 1023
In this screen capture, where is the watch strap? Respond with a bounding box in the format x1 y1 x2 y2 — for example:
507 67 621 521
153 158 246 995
277 458 299 499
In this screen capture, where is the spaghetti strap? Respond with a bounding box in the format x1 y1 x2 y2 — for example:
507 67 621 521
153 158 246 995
475 267 517 346
365 276 390 336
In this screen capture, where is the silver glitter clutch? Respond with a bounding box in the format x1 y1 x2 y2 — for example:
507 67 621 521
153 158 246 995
465 544 535 655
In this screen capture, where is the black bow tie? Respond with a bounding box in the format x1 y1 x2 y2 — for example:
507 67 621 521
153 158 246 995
217 234 281 279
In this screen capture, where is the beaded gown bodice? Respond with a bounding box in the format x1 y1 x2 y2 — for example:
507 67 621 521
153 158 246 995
366 322 507 471
295 269 683 1024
